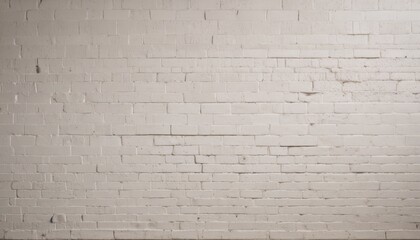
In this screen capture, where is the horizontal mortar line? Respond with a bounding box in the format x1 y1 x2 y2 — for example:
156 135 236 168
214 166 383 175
16 56 420 59
27 133 323 137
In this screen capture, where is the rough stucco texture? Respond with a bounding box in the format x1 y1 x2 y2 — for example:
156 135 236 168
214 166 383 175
1 0 420 239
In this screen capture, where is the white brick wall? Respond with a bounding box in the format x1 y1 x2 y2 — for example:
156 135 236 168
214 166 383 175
1 0 420 239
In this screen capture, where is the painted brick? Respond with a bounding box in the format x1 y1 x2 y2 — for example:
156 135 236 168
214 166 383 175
0 0 419 239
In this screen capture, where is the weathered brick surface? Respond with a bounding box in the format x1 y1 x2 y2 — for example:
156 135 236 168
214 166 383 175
0 0 420 239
